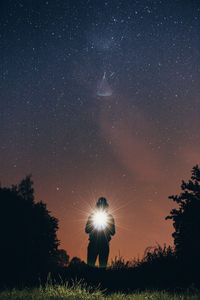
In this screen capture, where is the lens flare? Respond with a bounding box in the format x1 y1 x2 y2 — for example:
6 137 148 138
96 72 112 97
92 210 108 231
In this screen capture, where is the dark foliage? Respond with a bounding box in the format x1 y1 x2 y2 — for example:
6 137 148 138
166 165 200 277
49 244 182 292
0 175 60 286
69 257 83 266
1 168 200 291
57 249 70 267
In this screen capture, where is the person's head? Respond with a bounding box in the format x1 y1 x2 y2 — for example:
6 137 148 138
96 197 109 211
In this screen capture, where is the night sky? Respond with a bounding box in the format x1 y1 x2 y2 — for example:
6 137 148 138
1 0 200 262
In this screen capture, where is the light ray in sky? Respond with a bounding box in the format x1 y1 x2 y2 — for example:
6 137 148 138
97 72 112 97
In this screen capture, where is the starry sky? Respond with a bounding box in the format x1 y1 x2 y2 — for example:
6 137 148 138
1 0 200 262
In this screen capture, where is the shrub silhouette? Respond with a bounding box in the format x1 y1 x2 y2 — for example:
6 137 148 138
141 244 175 264
57 249 70 267
110 254 131 270
69 257 83 266
0 175 59 284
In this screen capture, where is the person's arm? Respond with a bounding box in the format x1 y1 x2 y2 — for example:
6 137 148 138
85 215 93 234
109 215 115 236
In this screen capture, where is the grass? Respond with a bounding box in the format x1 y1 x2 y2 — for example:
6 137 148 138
0 282 200 300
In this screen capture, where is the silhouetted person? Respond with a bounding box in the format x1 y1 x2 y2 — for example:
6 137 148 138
85 197 115 268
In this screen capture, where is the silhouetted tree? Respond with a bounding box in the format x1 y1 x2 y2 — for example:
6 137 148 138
14 175 34 203
0 175 60 284
166 165 200 273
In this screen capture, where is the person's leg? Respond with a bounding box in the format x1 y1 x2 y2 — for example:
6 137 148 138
87 242 98 267
99 243 109 268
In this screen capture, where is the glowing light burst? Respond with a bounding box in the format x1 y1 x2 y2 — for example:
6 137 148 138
92 210 108 231
72 191 131 236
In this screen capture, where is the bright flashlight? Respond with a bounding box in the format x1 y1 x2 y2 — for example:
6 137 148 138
92 210 108 231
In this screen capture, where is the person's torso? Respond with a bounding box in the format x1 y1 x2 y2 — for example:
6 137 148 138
89 229 111 244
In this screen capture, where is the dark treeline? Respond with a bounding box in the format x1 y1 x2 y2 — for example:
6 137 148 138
1 166 200 291
0 175 59 286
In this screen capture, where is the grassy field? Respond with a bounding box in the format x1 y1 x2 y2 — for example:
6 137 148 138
0 283 199 300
